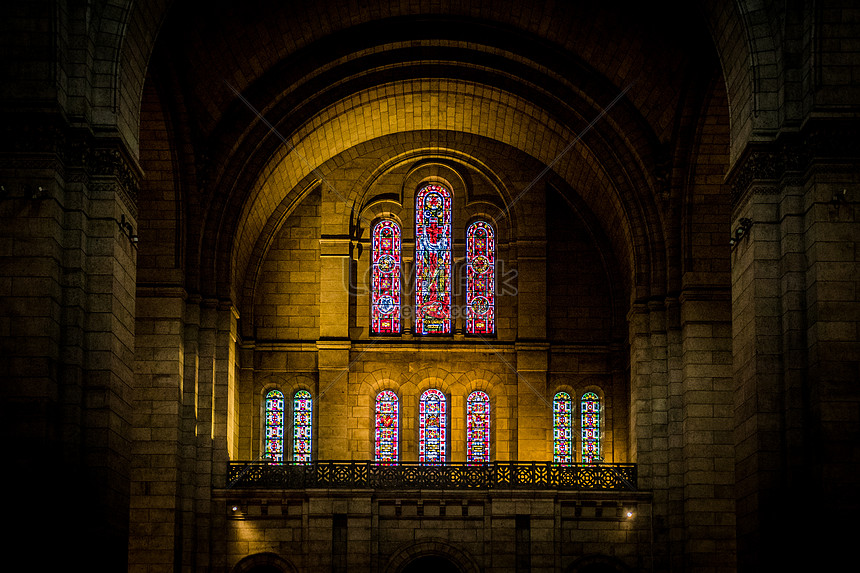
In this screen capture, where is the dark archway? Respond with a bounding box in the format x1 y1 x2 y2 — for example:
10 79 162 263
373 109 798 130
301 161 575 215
402 554 462 573
230 552 297 573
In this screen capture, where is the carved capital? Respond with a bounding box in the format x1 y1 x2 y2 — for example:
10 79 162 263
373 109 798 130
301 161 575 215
729 120 860 208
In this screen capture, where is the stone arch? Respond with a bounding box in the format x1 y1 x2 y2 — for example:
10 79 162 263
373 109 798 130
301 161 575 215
386 539 479 573
231 552 297 573
222 81 657 307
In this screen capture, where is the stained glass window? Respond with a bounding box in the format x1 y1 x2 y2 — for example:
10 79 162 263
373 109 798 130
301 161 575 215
553 392 574 464
581 391 601 464
466 390 490 463
265 389 285 462
419 389 447 464
292 390 312 463
414 183 452 335
375 390 399 463
371 220 402 334
466 221 495 334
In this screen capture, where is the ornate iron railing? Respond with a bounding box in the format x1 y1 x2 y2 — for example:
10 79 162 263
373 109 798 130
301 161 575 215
226 461 637 491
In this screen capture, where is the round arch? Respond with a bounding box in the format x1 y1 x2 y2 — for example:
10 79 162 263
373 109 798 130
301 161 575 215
230 552 297 573
386 540 479 573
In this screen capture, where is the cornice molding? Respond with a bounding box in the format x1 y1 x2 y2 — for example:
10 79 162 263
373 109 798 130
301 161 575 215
0 113 142 212
727 120 860 208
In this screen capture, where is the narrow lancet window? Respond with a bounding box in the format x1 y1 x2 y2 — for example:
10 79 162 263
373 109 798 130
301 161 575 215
581 391 601 464
419 389 447 464
553 392 573 464
371 220 402 334
265 389 285 462
375 390 400 463
292 390 312 463
466 390 490 463
466 221 495 334
415 184 452 335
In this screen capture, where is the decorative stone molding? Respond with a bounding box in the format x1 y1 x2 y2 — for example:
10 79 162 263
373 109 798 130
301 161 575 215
0 113 142 213
728 120 860 208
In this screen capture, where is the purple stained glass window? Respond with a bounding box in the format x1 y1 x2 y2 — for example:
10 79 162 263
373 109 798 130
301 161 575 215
265 389 285 462
375 390 399 463
415 184 452 335
419 389 447 464
553 392 573 464
466 390 490 463
466 220 495 334
292 390 312 463
581 391 601 464
371 220 402 334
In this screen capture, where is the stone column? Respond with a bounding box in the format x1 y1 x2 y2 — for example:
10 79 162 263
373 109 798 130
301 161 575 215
514 237 547 461
627 300 670 571
319 236 352 458
728 122 860 571
678 288 735 571
129 289 187 573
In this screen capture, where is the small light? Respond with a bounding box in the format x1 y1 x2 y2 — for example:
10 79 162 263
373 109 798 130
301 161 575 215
626 510 634 518
232 505 239 512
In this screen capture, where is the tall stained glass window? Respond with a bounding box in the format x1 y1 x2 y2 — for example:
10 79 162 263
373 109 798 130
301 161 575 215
466 390 490 463
466 220 496 334
553 392 574 464
265 389 285 462
581 391 601 464
419 389 447 464
375 390 400 463
292 390 312 463
371 220 402 334
414 183 452 335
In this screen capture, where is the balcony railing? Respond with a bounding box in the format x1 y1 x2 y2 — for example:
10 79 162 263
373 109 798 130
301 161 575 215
227 461 637 491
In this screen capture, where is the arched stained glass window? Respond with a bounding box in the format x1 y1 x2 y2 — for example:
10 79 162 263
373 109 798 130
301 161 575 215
466 390 490 463
553 392 574 464
581 391 601 464
375 390 400 463
419 389 447 464
371 220 402 334
292 390 312 463
415 183 452 335
466 221 495 334
265 389 285 462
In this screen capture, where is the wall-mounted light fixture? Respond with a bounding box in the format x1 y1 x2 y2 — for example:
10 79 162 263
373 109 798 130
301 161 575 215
730 218 753 250
118 214 139 246
831 189 848 206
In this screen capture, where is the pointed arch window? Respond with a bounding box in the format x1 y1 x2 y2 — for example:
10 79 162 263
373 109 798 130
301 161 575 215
466 221 495 334
419 389 447 464
581 391 601 464
375 390 400 463
264 389 285 462
466 390 490 463
371 220 402 334
292 390 312 463
415 183 452 335
553 392 574 464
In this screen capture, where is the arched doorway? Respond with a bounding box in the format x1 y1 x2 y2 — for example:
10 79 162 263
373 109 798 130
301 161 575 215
402 554 462 573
